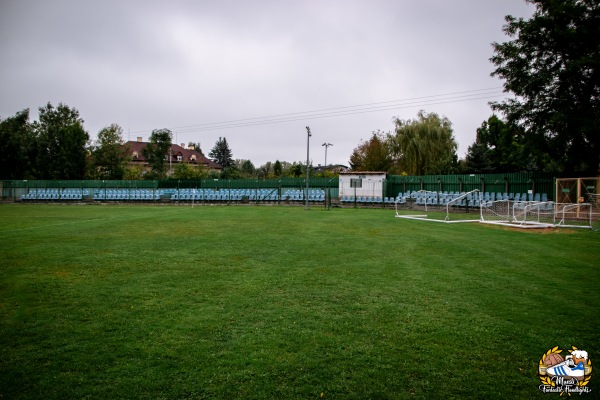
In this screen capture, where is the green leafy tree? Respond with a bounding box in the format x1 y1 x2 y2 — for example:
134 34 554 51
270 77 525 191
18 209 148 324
257 162 273 178
123 164 144 180
464 142 494 174
239 159 256 177
273 160 282 177
142 128 172 179
0 109 32 179
288 162 304 177
32 102 89 179
490 0 600 173
92 124 129 179
209 137 233 168
172 162 204 179
349 131 392 172
220 165 240 179
476 116 520 171
388 111 457 175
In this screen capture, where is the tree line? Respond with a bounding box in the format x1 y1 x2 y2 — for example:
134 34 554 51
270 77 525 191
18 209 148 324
0 105 321 181
348 110 567 175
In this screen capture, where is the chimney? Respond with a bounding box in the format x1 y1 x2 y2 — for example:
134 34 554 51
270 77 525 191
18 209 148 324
137 137 143 142
188 145 195 150
181 143 185 148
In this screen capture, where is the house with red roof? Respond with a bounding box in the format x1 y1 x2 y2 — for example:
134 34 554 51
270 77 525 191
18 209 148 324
125 137 222 174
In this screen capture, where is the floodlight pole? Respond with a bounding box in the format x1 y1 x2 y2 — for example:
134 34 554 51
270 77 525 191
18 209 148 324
305 126 311 210
322 142 332 170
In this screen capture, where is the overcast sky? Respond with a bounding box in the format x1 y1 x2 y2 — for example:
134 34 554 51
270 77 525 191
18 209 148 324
0 0 535 167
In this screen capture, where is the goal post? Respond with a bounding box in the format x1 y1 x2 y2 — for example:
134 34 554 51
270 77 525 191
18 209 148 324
480 199 593 229
512 201 556 227
554 203 593 229
480 199 512 224
445 189 481 222
589 194 600 231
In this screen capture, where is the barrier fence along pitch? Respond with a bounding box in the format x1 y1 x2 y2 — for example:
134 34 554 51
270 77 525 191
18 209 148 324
0 172 587 205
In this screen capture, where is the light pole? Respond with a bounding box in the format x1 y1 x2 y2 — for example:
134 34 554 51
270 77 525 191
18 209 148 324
322 142 333 171
305 126 311 210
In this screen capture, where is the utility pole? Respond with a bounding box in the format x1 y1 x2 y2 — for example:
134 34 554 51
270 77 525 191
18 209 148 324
305 126 311 210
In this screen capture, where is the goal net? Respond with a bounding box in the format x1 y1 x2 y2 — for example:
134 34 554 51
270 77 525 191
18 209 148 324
480 200 593 229
554 203 593 229
394 190 433 218
512 201 556 227
480 199 512 224
444 189 481 222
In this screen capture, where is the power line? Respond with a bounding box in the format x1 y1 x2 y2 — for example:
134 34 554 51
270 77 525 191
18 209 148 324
130 87 506 135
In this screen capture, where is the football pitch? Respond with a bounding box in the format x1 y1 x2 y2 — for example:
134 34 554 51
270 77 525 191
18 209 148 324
1 204 598 399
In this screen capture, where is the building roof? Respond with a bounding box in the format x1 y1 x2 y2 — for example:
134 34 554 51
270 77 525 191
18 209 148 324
339 171 387 175
125 141 222 170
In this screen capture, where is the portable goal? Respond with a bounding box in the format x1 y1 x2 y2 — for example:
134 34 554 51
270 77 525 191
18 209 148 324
480 200 593 229
395 189 481 223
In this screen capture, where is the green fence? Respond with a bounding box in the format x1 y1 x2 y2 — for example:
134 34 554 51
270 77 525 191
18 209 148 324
384 172 557 200
158 177 338 190
0 172 560 202
1 178 340 202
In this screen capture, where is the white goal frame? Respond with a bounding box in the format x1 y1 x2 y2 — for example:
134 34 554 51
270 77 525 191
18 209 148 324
444 189 481 222
480 200 593 229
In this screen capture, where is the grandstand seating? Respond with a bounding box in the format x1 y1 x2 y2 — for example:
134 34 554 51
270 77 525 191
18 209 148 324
391 190 550 209
166 188 327 203
19 187 550 208
21 188 88 201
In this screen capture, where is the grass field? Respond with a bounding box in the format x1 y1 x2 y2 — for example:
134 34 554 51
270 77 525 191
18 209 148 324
1 204 599 399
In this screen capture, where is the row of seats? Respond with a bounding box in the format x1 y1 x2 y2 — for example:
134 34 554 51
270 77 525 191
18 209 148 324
398 191 548 202
93 189 162 201
340 196 387 204
21 189 88 201
340 191 550 207
20 188 331 202
171 188 327 202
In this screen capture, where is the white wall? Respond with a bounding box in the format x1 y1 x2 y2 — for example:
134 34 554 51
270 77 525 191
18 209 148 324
339 174 386 198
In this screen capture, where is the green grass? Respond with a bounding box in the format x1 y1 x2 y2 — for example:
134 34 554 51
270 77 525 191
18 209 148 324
1 204 599 399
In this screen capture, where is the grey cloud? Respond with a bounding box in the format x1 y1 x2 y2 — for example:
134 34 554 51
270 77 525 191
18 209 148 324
0 0 534 166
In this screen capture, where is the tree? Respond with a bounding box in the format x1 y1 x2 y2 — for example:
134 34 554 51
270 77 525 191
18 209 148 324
209 137 233 168
239 159 256 177
257 162 272 178
349 131 392 172
466 115 525 173
172 162 204 179
464 142 495 174
273 160 282 177
0 109 32 179
388 110 458 175
288 162 304 177
490 0 600 174
32 102 89 179
142 128 172 179
123 164 144 180
91 124 129 179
